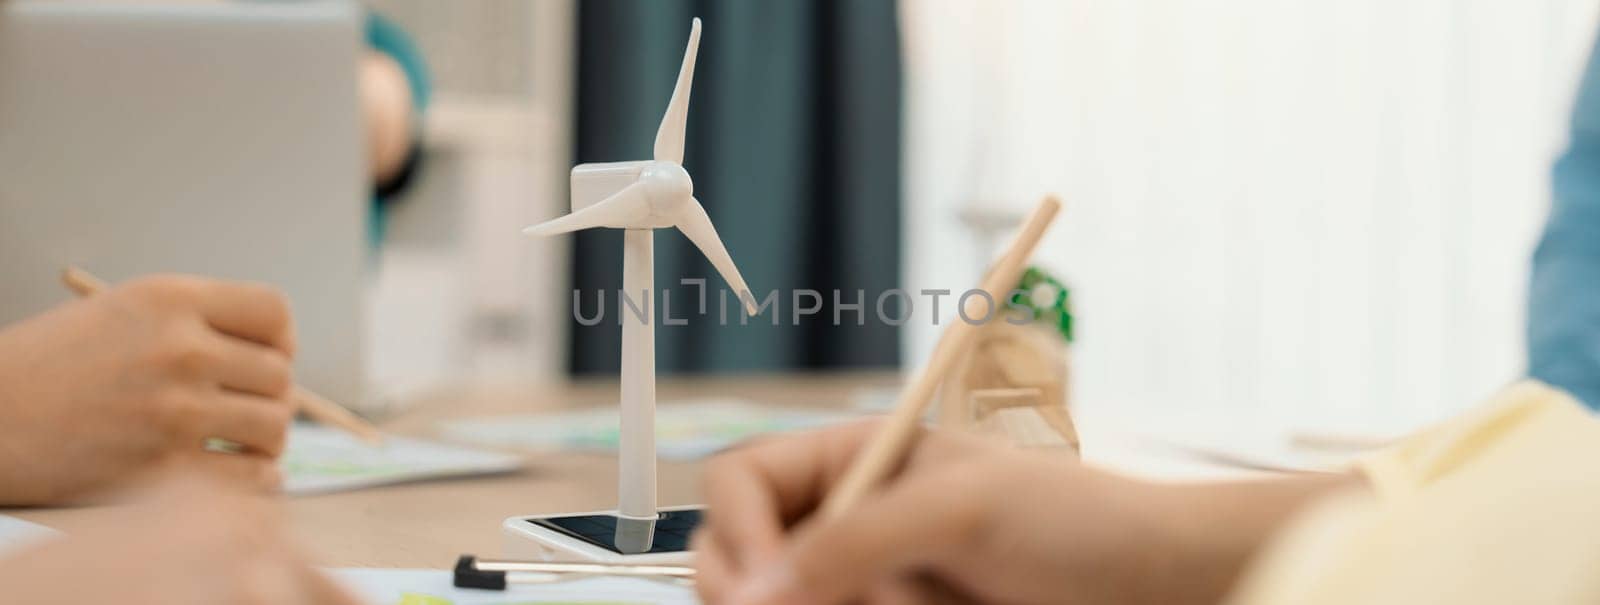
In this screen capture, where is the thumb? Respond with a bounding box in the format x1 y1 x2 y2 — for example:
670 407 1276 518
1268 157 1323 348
733 468 988 605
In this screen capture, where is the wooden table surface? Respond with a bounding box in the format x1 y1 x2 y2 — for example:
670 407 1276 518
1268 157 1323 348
9 371 902 569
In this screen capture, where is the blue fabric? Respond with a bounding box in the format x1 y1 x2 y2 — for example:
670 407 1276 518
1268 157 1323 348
366 12 431 112
1529 38 1600 409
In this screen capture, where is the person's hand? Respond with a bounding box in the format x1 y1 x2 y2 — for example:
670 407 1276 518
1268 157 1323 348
694 421 1179 604
0 474 358 605
694 421 1351 605
0 274 296 504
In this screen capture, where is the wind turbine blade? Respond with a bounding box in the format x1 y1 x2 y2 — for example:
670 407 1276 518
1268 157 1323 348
653 18 701 164
524 182 653 236
675 197 757 315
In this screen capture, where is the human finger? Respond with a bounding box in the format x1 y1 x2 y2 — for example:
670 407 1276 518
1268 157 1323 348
194 391 294 457
700 420 887 571
174 451 284 494
691 529 737 604
204 334 294 398
702 420 988 574
195 280 295 355
732 464 989 605
293 564 362 605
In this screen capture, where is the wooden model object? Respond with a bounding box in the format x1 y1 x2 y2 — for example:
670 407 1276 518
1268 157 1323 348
820 197 1062 518
937 286 1078 455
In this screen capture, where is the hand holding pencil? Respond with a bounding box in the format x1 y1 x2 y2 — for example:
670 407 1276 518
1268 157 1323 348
690 196 1358 605
693 197 1076 604
61 267 382 445
696 420 1144 605
0 270 334 503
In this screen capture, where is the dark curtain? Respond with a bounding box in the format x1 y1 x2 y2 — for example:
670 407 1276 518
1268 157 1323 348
568 0 902 375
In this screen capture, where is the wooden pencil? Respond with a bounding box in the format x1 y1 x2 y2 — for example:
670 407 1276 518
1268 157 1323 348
60 266 384 445
818 195 1062 519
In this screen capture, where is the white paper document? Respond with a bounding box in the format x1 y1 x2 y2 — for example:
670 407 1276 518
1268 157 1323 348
0 514 58 557
439 398 859 460
333 567 698 605
283 425 523 495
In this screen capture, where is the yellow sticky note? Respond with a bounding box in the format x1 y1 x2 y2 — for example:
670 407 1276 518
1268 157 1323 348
396 593 648 605
397 593 453 605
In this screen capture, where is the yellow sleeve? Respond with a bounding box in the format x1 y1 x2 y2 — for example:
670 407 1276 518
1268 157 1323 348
1357 380 1594 502
1228 380 1600 605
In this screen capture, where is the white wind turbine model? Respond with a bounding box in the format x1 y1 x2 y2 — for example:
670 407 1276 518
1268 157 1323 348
516 18 757 557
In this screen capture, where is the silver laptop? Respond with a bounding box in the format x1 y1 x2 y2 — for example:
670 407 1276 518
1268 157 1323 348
0 1 367 406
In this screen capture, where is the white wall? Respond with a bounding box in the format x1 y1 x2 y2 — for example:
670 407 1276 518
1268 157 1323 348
902 0 1600 429
363 0 574 403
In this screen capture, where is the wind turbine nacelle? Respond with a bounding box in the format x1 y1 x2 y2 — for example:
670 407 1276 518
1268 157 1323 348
571 161 649 212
